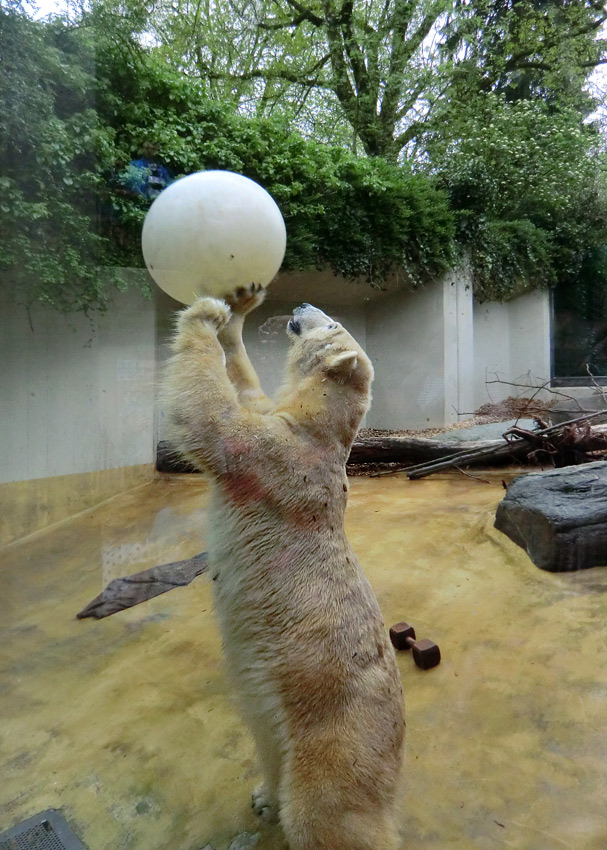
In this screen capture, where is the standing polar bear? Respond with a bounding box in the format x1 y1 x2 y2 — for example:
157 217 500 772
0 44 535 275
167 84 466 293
163 285 405 850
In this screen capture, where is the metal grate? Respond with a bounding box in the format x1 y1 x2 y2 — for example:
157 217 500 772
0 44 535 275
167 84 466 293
0 811 86 850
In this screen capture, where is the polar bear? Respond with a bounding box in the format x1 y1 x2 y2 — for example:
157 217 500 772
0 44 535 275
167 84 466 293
163 285 405 850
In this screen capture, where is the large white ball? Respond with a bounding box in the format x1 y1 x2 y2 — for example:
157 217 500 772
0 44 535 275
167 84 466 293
142 170 287 304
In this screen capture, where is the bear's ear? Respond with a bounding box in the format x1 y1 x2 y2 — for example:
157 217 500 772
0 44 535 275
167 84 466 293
323 349 358 378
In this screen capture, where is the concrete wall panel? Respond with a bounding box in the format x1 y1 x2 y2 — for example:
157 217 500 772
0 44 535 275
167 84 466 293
443 267 474 423
365 284 446 430
2 267 553 496
474 289 551 409
1 273 157 485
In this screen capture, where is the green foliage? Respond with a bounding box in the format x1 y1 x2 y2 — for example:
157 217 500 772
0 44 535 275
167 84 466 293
107 84 455 285
3 4 607 315
0 9 131 313
0 7 454 313
428 94 607 301
440 0 605 114
310 155 455 284
145 0 607 159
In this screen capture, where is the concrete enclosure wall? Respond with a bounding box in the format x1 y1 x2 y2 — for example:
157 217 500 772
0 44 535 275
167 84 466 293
366 284 447 430
1 273 157 485
364 267 475 430
473 288 551 410
157 269 550 433
2 269 552 480
0 272 158 546
1 265 551 544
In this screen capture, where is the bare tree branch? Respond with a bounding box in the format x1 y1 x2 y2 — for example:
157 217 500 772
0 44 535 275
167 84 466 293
283 0 324 26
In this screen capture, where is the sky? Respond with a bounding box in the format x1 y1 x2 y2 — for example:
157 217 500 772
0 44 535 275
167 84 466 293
25 0 68 18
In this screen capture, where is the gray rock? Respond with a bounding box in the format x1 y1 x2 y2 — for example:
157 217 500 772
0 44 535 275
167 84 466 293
431 420 537 443
228 832 260 850
495 461 607 572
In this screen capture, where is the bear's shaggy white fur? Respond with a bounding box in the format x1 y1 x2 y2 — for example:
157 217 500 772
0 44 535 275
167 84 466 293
163 285 405 850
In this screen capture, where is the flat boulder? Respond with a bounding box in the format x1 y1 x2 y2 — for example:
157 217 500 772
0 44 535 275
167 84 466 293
495 461 607 572
431 419 537 443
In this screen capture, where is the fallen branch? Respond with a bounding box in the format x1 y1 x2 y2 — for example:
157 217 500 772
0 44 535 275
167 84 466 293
347 434 507 465
405 441 525 479
160 435 523 471
406 410 607 480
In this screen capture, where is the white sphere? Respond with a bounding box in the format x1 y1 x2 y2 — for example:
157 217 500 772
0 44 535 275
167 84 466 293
142 170 287 304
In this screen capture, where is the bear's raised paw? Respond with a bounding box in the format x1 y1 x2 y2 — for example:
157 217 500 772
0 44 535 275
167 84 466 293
178 297 231 333
224 282 266 317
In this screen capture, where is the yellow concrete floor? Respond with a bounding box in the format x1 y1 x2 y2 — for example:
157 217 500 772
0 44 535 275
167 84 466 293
1 471 607 850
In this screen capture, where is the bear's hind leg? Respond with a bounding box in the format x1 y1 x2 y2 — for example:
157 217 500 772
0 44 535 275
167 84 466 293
249 719 284 823
279 761 401 850
281 803 401 850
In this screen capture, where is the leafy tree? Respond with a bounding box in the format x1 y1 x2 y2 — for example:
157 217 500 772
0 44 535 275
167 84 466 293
0 7 126 313
441 0 607 116
428 93 607 300
146 0 607 159
146 0 450 159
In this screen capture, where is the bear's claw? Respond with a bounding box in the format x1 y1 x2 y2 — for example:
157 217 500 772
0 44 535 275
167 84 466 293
224 282 266 317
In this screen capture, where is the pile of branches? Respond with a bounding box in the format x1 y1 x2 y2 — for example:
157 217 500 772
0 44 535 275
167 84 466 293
347 411 607 479
505 418 607 468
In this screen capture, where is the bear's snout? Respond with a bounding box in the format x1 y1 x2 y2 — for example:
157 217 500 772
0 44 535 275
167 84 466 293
288 304 338 336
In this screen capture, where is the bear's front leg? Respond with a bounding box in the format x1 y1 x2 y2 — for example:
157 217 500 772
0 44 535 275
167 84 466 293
173 295 232 349
218 282 273 413
164 296 244 474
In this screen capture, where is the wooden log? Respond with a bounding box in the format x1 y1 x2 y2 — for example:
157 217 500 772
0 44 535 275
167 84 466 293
157 413 607 475
158 435 513 471
347 435 514 465
406 411 607 479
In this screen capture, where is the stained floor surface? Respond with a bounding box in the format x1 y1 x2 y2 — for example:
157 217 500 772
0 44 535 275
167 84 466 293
1 471 607 850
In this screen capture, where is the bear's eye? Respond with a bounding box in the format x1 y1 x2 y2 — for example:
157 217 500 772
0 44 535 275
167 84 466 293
327 323 338 330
